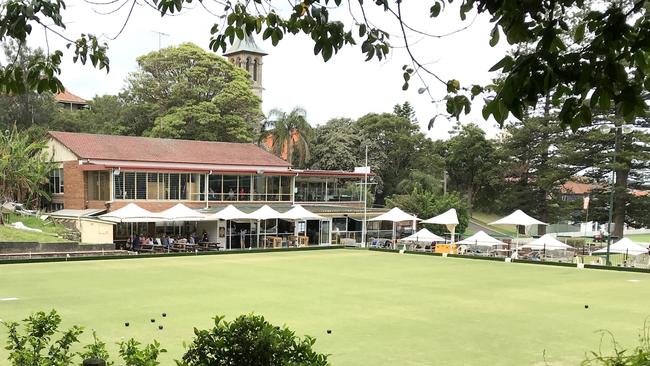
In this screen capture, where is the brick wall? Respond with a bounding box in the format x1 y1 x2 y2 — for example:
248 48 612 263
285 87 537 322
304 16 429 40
63 161 86 209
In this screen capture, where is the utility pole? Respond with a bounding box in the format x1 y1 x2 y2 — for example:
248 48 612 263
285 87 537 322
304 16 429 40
362 145 368 248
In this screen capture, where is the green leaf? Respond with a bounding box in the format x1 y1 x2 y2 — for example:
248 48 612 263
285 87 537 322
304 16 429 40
574 22 585 44
489 56 513 72
489 25 499 47
430 3 441 17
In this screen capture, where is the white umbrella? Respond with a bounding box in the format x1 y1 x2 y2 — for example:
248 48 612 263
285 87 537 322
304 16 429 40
593 237 649 256
159 203 206 221
281 205 324 220
401 228 444 243
209 205 252 250
281 205 325 246
457 231 507 247
249 205 284 248
99 203 162 223
100 203 162 249
490 209 547 226
369 207 421 247
521 234 574 250
422 208 459 248
490 210 548 252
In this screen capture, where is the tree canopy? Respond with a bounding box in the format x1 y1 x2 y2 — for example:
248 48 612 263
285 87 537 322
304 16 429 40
1 0 648 131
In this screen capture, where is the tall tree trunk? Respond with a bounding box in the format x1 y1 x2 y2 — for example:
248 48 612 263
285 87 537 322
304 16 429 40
286 134 293 166
613 168 629 238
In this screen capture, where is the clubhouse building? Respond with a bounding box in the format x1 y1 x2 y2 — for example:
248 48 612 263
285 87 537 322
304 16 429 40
46 131 387 247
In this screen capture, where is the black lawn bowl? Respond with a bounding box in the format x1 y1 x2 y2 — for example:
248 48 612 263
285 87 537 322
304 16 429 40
162 313 167 317
150 318 155 323
327 330 332 334
124 322 129 327
158 325 163 330
584 305 589 309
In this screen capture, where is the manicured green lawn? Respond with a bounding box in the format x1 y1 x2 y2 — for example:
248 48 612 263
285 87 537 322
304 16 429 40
1 249 649 365
628 234 650 243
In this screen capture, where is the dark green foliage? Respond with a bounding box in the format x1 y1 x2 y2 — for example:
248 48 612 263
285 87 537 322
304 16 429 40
118 339 166 366
78 331 114 366
387 190 469 235
4 310 83 366
177 314 329 366
261 107 312 167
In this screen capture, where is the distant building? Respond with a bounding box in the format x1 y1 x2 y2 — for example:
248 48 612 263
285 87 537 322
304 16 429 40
560 181 593 202
55 90 88 110
45 131 381 247
223 35 267 99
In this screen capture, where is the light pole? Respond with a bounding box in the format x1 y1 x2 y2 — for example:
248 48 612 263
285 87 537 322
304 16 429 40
600 124 632 266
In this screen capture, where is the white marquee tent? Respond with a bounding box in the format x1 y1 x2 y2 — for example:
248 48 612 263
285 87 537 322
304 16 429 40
457 230 507 247
422 208 459 244
369 207 420 245
281 205 324 220
99 203 162 223
490 209 547 252
490 209 547 227
208 205 252 250
593 238 649 256
401 228 444 243
520 234 574 250
159 203 206 221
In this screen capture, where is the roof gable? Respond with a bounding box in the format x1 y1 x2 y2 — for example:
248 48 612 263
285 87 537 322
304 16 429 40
48 131 290 168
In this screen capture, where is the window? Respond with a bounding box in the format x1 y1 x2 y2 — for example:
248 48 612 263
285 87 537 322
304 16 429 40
124 172 136 200
253 176 266 201
267 176 280 201
49 168 64 194
253 59 258 81
281 176 291 201
147 173 159 199
136 173 147 200
223 176 238 200
208 175 223 201
87 171 109 201
239 176 251 201
245 57 251 72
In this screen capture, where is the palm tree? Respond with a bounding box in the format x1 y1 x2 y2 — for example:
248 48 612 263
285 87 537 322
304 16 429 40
0 127 53 219
261 107 312 166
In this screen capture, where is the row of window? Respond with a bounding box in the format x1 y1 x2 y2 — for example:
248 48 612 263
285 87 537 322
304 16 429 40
79 170 364 203
112 172 293 202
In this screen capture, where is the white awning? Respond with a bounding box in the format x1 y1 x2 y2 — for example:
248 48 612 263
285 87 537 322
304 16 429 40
99 203 162 223
422 208 459 225
520 234 574 250
369 207 420 222
593 238 649 256
281 205 324 220
248 205 284 220
401 228 444 243
159 203 206 221
490 210 547 226
208 205 251 220
457 231 507 246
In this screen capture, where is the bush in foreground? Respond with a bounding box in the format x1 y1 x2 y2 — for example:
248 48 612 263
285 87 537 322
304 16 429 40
3 310 328 366
177 314 329 366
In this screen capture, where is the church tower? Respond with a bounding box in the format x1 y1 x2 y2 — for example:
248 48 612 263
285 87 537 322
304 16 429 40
223 35 267 99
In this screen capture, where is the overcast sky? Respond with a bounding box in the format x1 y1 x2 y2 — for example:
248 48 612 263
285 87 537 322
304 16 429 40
26 0 511 140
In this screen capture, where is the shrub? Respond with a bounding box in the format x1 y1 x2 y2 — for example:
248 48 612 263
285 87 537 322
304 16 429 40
565 238 587 247
582 324 650 365
3 310 164 366
4 310 83 366
177 314 330 366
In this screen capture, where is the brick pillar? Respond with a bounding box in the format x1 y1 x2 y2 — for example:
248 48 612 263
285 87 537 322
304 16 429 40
63 161 86 209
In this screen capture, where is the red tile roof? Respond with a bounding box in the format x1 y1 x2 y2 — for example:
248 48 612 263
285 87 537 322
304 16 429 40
560 181 593 195
49 131 291 167
55 90 87 105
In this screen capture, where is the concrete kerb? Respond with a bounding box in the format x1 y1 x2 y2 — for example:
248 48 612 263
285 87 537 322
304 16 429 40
0 245 345 265
367 247 650 274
